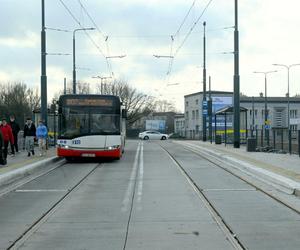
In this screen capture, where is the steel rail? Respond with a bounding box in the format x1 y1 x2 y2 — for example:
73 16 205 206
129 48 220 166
159 143 245 250
7 164 101 250
169 141 300 215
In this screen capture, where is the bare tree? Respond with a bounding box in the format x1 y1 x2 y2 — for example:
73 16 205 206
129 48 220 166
154 99 176 112
98 80 156 126
0 82 40 123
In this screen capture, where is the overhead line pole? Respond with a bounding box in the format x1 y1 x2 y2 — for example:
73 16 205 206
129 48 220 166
233 0 240 148
41 0 47 126
202 21 207 142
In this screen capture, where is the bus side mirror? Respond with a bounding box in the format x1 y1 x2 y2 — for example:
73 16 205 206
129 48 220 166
122 109 127 118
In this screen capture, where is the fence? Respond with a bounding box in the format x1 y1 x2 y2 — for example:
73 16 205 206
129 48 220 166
250 128 299 155
206 127 299 156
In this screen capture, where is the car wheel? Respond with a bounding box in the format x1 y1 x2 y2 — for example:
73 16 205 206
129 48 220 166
161 136 166 140
144 136 149 140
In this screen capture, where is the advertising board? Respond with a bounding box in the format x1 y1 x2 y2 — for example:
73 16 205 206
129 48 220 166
211 96 233 129
146 120 166 131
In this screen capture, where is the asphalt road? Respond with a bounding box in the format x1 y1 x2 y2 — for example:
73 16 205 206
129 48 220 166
0 140 299 250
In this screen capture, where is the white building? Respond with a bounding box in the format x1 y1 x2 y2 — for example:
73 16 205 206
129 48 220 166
174 113 185 137
184 91 300 139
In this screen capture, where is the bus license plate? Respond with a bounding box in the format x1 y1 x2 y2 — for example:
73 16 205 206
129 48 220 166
81 153 96 157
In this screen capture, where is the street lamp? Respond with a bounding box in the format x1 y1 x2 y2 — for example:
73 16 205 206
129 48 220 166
153 55 174 58
253 70 277 146
73 27 95 94
106 55 126 59
272 63 300 130
92 76 112 94
167 83 180 86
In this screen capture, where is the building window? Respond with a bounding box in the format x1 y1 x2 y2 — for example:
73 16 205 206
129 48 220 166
185 111 189 119
290 110 298 118
186 101 189 107
291 125 297 131
196 109 199 119
196 99 199 105
192 110 195 119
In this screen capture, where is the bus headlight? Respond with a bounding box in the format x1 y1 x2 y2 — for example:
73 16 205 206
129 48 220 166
106 145 120 150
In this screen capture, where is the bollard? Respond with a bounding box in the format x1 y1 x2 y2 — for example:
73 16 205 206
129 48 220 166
289 130 292 154
298 130 300 157
281 130 284 150
273 129 276 150
261 127 264 147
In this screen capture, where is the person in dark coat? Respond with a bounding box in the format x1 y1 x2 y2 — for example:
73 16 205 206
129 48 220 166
0 118 14 162
0 127 5 165
9 115 20 153
23 118 36 157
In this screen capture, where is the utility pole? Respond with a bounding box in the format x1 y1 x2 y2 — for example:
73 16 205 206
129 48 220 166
273 63 300 130
92 76 112 94
64 77 67 95
72 28 95 94
202 21 207 142
208 76 213 143
253 70 277 145
251 96 254 138
41 0 47 126
233 0 240 148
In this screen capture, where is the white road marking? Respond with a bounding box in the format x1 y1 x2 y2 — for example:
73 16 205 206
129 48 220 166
15 189 68 192
137 142 144 209
121 142 140 212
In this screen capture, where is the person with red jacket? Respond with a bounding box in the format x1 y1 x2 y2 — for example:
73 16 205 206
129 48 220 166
0 118 14 164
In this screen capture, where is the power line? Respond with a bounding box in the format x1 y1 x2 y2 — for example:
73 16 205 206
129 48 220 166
173 0 197 37
59 0 112 75
77 0 106 40
77 0 115 78
174 0 214 57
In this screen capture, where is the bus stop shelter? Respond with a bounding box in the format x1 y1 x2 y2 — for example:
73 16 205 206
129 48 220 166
214 106 248 145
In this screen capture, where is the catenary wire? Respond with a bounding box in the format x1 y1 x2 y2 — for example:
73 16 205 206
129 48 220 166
59 0 113 76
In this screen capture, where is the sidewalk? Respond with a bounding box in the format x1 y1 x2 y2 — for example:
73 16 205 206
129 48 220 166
174 140 300 196
0 147 58 187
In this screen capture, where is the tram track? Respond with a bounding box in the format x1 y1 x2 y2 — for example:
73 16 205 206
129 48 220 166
169 141 300 215
159 143 245 250
6 163 101 250
0 159 65 198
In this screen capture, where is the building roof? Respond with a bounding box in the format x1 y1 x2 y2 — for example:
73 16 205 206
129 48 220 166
240 96 300 103
184 91 300 103
215 106 248 115
184 91 232 98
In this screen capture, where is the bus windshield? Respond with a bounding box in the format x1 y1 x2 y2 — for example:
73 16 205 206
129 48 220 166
60 107 120 139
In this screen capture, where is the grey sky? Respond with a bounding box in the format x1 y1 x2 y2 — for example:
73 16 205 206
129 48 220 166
1 0 300 111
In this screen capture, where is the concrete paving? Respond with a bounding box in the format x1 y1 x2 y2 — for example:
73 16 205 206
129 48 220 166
174 140 300 197
7 141 234 250
0 140 299 249
163 141 300 250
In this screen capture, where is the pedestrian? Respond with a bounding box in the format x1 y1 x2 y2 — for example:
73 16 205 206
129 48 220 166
0 118 14 163
36 120 48 156
0 128 5 166
9 115 20 153
23 118 36 157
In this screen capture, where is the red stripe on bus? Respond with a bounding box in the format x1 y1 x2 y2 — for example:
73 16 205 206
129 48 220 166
57 148 121 158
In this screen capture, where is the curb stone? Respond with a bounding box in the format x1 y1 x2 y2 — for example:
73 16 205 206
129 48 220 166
176 141 300 196
0 157 61 188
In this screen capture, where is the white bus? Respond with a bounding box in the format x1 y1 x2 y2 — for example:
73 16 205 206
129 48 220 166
57 94 126 160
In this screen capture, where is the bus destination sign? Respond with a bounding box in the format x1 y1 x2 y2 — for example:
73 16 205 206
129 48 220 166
66 99 113 107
